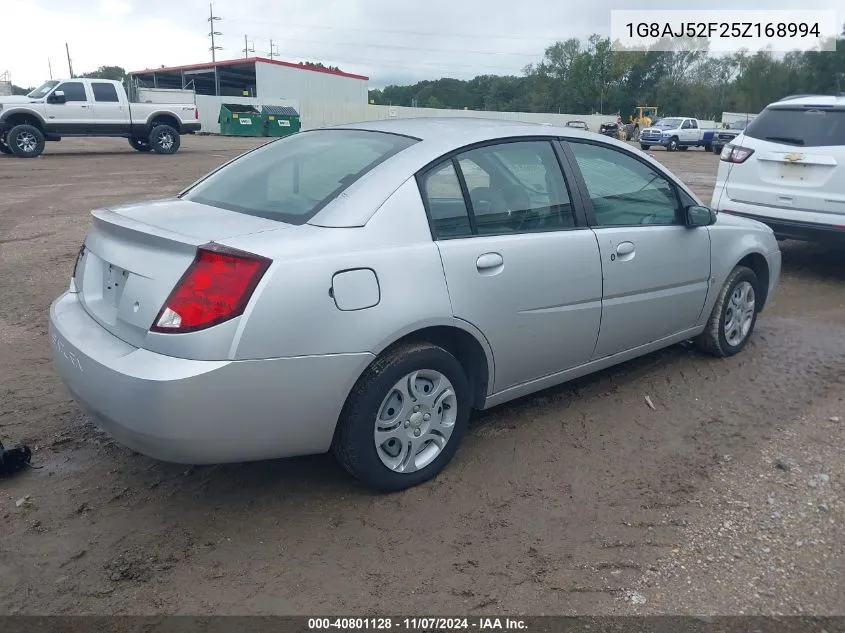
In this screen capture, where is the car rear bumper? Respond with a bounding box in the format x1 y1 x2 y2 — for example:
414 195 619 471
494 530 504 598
49 291 374 464
181 122 201 134
714 198 845 243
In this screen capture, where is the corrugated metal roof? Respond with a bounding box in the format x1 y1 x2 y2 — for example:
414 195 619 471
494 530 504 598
128 57 369 81
261 105 300 116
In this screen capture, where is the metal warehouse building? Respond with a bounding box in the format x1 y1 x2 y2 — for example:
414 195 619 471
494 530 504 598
129 57 369 132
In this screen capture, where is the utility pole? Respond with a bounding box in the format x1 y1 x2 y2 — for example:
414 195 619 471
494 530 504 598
208 3 222 62
242 35 255 58
65 43 74 77
268 39 279 60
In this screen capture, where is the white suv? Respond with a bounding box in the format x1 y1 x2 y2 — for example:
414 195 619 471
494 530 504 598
711 95 845 243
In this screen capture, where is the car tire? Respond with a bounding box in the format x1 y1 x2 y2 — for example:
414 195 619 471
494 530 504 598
704 143 712 153
149 124 180 155
129 137 153 152
696 265 760 358
640 144 651 150
333 341 473 492
713 144 722 154
667 137 679 151
7 124 45 158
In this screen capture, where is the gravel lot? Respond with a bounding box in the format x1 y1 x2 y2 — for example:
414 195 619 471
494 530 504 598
0 136 843 616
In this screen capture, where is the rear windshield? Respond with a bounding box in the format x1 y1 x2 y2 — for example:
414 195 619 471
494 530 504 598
182 129 418 224
744 107 845 147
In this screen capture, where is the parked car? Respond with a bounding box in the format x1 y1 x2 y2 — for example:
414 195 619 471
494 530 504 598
712 119 752 154
49 118 781 491
639 117 716 151
712 95 845 243
0 78 200 158
566 120 589 131
599 121 619 138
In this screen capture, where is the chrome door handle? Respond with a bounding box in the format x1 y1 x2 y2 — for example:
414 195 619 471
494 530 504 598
616 241 635 256
476 252 504 271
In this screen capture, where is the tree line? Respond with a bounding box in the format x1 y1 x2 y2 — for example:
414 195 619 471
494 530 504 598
369 29 845 120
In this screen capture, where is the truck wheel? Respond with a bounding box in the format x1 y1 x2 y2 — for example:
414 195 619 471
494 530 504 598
149 124 180 155
713 144 722 154
704 143 712 153
666 136 679 151
129 137 153 152
640 144 651 151
7 124 45 158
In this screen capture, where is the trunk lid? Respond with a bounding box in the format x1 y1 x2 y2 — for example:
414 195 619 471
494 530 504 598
725 137 845 216
725 104 845 217
75 199 283 347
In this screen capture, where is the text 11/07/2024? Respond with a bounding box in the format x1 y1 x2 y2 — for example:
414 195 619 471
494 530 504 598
610 9 838 53
307 617 528 630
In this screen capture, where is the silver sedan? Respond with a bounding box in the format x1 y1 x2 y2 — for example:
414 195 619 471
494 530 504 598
49 118 782 491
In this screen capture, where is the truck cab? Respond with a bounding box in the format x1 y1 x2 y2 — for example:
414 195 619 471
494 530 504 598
639 117 716 152
0 78 200 158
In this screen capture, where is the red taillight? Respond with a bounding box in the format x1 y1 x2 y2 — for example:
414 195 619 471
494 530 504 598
194 107 199 120
720 144 755 164
150 243 271 334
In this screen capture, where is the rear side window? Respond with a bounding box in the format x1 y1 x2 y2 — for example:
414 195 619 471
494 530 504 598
182 130 417 224
419 162 473 239
744 107 845 147
92 83 119 102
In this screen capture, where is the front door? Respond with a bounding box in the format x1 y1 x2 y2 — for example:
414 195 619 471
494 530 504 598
564 140 711 359
45 81 94 134
418 139 603 392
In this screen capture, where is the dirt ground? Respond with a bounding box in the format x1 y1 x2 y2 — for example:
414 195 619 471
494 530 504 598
1 136 843 616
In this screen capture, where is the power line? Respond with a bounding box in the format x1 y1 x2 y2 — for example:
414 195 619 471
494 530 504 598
236 33 540 58
226 16 562 42
208 3 222 62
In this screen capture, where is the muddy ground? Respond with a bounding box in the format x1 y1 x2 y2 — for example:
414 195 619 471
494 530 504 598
0 137 843 616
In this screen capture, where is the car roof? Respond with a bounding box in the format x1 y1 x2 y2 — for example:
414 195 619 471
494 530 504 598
329 116 595 145
309 117 702 228
770 95 845 108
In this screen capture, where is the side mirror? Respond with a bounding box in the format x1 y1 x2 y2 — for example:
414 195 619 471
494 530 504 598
50 90 66 103
685 205 716 227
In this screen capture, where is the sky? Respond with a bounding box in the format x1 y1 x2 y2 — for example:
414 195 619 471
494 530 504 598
1 0 840 89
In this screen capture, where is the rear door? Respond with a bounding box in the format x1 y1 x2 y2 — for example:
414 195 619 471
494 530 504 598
91 82 130 132
562 139 711 359
725 105 845 217
419 139 603 393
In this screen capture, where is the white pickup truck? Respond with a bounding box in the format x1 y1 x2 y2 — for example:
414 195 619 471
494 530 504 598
0 78 200 158
638 117 716 152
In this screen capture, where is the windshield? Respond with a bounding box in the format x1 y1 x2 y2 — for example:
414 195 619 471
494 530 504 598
731 120 749 130
654 118 682 128
182 129 418 224
27 80 59 99
744 107 845 147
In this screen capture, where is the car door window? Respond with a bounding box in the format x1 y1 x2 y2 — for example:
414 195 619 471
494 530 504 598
456 140 575 235
689 119 698 129
55 82 87 102
681 120 691 129
419 161 473 239
92 83 119 102
568 142 680 227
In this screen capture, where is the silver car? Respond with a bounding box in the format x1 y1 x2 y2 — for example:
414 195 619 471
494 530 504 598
49 118 782 491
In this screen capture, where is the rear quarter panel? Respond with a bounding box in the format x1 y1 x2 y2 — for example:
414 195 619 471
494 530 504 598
131 103 196 126
221 178 460 361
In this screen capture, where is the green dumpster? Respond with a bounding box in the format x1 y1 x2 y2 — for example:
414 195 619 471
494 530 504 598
218 104 263 137
261 105 301 137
